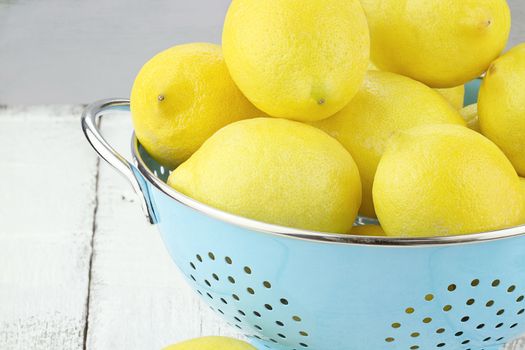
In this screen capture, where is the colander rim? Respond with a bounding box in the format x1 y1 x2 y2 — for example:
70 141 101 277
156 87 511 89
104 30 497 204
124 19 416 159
130 136 525 247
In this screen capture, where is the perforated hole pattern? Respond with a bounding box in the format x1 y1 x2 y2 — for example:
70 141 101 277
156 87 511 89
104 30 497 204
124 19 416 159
188 251 310 349
385 279 525 349
187 252 525 350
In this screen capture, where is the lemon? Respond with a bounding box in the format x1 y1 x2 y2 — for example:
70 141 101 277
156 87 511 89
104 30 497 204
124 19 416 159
435 86 466 110
460 104 481 132
521 178 525 199
130 43 263 168
168 118 361 233
351 225 385 236
369 61 465 109
479 43 525 176
361 0 511 88
313 71 464 218
164 337 256 350
222 0 370 122
373 124 524 237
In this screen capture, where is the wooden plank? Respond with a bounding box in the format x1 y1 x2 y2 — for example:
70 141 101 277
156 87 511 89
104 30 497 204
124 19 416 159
85 114 240 350
0 106 98 349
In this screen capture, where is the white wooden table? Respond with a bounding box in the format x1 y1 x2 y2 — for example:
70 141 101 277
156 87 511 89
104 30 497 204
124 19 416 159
0 106 524 350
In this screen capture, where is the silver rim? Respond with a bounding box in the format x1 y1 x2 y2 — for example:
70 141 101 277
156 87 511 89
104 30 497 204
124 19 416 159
82 98 525 247
131 131 525 247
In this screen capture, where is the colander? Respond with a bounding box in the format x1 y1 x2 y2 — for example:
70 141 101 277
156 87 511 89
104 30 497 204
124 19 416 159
81 81 525 350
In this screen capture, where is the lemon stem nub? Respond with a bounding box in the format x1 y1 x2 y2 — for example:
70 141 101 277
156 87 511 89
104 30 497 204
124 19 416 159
318 98 326 105
158 94 165 102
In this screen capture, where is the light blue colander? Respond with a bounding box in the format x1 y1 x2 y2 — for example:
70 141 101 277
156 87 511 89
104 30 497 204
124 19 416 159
81 81 525 350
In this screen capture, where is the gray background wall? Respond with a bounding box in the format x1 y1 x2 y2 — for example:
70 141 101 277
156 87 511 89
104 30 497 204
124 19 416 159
0 0 524 105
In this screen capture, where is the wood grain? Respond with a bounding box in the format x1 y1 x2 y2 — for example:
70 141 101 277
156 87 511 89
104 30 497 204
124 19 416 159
0 106 98 349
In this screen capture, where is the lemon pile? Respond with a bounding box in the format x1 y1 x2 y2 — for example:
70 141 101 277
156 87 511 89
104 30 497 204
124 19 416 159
130 0 525 238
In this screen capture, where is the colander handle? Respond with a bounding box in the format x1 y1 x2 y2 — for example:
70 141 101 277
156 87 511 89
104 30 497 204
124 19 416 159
81 99 157 224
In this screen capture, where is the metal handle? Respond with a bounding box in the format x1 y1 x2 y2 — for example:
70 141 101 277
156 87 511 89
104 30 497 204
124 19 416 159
81 98 157 224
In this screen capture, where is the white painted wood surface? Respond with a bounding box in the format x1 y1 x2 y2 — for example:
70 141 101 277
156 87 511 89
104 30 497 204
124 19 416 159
0 106 524 350
0 106 97 349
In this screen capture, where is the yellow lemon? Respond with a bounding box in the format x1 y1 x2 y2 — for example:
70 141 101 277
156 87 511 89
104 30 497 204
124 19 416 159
164 337 256 350
369 61 465 109
521 178 525 199
130 43 263 168
361 0 511 88
313 71 464 218
168 118 361 233
460 104 481 132
351 225 385 236
222 0 369 121
435 86 466 110
373 124 524 237
479 43 525 176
